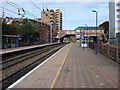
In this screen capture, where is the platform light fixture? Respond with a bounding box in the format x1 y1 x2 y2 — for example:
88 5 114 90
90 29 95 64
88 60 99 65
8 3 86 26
92 10 98 54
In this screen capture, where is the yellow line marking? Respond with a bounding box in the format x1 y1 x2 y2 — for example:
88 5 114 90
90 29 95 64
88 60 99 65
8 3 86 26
50 44 71 89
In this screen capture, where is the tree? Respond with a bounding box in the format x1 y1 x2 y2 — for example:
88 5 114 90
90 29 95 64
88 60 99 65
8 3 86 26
2 18 44 44
99 21 109 34
2 22 19 35
99 21 109 43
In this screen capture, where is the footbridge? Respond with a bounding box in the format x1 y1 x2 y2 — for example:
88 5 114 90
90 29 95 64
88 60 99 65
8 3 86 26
57 30 76 43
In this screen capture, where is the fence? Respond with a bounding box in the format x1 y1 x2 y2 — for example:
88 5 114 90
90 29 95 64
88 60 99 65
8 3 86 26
89 42 120 62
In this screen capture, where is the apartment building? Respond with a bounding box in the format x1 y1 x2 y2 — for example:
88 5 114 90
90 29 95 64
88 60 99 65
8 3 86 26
53 8 62 30
41 8 62 31
116 0 120 43
116 0 120 32
109 0 120 43
40 9 56 30
40 8 62 39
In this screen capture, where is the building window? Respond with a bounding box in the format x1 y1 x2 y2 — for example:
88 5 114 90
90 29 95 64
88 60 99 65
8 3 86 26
116 3 120 6
117 20 120 22
89 30 93 33
76 32 80 35
76 30 79 32
50 17 52 19
117 15 120 18
76 35 80 38
46 14 48 16
117 9 120 12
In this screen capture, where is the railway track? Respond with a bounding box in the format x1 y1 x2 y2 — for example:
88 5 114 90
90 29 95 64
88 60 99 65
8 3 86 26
1 43 66 89
1 45 58 70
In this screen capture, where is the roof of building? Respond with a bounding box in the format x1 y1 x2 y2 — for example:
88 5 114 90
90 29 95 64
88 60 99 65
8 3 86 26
33 18 41 22
75 27 103 30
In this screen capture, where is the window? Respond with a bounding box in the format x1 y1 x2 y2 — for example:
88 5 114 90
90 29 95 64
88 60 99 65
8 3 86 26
50 10 54 12
76 32 80 35
50 20 53 22
76 30 80 32
117 20 120 22
117 15 120 18
117 9 120 12
116 3 120 6
50 17 52 19
76 35 80 38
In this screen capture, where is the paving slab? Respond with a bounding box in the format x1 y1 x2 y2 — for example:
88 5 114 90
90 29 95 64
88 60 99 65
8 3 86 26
9 43 72 88
8 43 118 89
54 43 118 88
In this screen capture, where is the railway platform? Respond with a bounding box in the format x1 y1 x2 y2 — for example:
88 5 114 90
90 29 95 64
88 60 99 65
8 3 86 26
0 43 59 54
8 43 118 89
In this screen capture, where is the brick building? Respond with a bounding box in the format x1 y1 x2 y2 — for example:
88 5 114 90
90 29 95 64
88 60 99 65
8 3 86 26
30 19 50 43
40 8 62 41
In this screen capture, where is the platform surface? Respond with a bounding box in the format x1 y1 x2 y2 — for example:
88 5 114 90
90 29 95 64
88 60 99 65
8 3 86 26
9 43 118 89
1 43 57 54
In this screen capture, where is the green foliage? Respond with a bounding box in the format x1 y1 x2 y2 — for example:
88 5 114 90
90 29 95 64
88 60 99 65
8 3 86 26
89 37 94 42
99 34 108 43
20 19 33 35
99 21 109 34
2 22 19 35
63 36 75 42
32 22 42 34
2 18 42 38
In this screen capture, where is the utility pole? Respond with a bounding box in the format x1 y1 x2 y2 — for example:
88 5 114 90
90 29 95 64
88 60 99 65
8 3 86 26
85 24 89 48
50 25 53 43
92 10 98 54
57 31 60 43
2 8 5 18
83 29 85 49
2 8 5 23
59 31 61 43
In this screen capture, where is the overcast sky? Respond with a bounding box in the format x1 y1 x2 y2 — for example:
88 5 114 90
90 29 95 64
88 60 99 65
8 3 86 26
1 0 109 30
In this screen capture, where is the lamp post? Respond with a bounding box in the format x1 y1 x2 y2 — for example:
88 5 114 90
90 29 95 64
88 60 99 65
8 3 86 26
57 31 60 43
50 25 53 43
83 29 85 49
58 31 60 43
92 10 98 54
85 24 89 48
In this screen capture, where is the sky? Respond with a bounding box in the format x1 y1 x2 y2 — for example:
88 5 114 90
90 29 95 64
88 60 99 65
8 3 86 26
0 0 109 30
